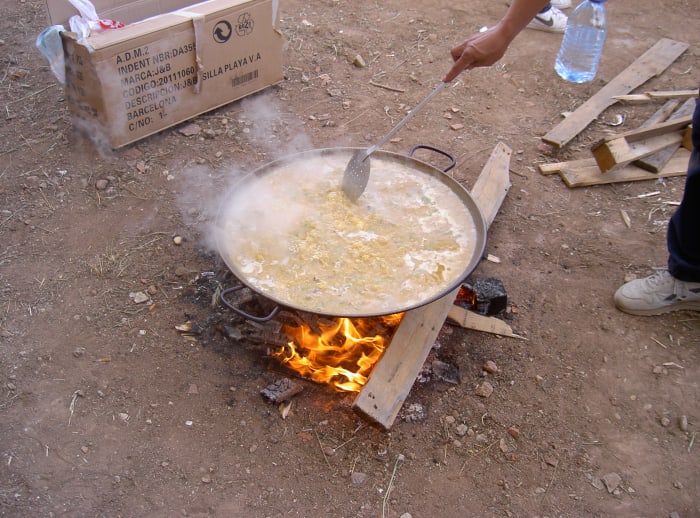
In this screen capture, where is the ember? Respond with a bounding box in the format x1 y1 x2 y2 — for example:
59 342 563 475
274 314 403 392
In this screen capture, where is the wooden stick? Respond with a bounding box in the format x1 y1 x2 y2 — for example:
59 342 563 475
613 89 698 102
369 81 405 93
446 305 526 340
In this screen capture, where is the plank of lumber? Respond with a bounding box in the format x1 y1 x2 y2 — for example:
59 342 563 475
559 147 689 187
598 115 692 145
613 90 698 102
682 125 693 151
592 131 685 173
635 98 696 172
538 158 598 175
541 39 689 148
352 142 512 430
446 305 525 339
469 142 512 226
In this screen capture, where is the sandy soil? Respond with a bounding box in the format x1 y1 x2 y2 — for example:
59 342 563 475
1 0 699 516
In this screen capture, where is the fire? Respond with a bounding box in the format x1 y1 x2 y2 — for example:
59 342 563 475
273 314 403 392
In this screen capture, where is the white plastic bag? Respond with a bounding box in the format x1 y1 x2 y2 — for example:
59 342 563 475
36 0 124 84
36 25 66 84
68 0 124 42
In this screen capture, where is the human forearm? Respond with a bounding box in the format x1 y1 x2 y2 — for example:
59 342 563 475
443 0 550 81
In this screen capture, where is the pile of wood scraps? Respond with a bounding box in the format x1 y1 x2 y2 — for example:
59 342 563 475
537 38 695 188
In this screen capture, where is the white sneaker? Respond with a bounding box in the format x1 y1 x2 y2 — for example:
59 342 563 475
614 270 700 316
551 0 572 8
526 7 568 33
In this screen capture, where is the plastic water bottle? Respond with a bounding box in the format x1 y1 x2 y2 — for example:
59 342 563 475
555 0 607 83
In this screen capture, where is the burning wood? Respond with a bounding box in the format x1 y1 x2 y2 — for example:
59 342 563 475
271 314 403 393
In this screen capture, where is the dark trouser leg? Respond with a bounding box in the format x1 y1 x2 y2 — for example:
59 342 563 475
667 92 700 282
539 2 552 13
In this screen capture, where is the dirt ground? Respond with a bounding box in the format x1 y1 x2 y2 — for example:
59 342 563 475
2 0 699 516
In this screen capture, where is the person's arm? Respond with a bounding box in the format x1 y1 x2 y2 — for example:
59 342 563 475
443 0 550 82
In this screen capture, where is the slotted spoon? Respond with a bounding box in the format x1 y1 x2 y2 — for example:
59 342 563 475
342 81 447 201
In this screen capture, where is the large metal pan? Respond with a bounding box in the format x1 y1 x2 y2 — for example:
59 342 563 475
215 146 487 318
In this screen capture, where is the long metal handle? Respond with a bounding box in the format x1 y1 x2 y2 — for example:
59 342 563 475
364 82 447 158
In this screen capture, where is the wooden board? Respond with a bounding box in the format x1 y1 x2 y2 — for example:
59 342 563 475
613 90 698 103
683 125 694 151
592 131 685 173
446 305 525 339
541 39 689 148
559 147 689 187
469 142 512 227
538 158 597 175
635 98 696 172
352 142 512 430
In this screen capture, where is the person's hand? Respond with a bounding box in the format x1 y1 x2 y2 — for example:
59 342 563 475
443 25 512 82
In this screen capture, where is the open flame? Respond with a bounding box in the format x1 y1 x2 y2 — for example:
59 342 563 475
273 314 403 392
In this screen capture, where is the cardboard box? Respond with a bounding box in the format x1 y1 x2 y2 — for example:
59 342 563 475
45 0 284 148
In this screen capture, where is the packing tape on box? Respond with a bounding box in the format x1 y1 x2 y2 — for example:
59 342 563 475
173 11 205 94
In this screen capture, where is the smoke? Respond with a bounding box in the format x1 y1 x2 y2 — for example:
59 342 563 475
173 91 320 259
238 92 315 158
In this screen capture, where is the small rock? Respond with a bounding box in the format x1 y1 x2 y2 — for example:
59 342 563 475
679 415 688 432
544 453 558 467
475 381 494 398
402 402 427 423
81 446 89 454
118 413 129 421
450 123 464 131
660 416 671 427
178 123 202 137
602 472 622 493
173 235 183 245
482 360 499 374
7 382 16 391
201 476 211 484
129 291 149 304
73 347 86 358
400 514 412 518
589 476 605 491
187 384 199 395
95 179 109 190
507 426 520 440
444 415 455 425
534 487 546 494
352 54 366 67
455 424 469 437
351 472 367 484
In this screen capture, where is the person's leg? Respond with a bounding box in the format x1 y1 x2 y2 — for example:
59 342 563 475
614 91 700 315
667 95 700 282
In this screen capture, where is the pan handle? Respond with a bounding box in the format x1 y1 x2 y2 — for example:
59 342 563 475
220 285 280 323
408 145 456 172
